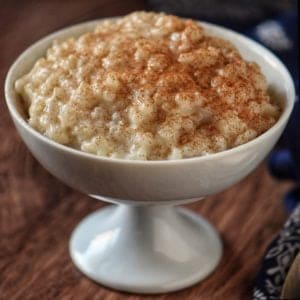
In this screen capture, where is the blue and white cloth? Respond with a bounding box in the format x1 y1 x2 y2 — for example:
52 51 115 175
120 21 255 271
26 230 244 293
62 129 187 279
253 205 300 300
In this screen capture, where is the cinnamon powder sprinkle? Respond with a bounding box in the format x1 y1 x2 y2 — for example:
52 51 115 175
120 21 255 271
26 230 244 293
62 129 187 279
15 11 281 160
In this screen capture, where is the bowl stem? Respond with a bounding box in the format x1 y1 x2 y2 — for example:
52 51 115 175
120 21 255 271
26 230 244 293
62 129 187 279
70 204 222 294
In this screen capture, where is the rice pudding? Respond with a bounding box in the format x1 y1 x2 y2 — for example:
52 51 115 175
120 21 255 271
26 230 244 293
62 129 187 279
15 12 280 160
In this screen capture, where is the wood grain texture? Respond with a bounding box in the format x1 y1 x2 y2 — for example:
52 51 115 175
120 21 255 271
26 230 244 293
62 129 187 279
282 253 300 299
0 1 293 299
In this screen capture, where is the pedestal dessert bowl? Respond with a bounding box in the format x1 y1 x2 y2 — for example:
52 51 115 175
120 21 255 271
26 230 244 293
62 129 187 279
5 19 295 294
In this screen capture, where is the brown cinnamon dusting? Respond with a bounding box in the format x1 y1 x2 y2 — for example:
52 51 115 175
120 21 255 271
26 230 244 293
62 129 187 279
15 11 280 160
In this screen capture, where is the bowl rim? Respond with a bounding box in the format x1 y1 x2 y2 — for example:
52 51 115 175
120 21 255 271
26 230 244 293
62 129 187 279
5 17 296 166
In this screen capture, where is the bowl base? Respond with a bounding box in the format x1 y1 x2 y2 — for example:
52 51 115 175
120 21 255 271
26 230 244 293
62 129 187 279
69 204 222 294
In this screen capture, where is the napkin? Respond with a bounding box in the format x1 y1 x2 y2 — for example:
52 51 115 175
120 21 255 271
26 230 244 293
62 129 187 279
253 204 300 299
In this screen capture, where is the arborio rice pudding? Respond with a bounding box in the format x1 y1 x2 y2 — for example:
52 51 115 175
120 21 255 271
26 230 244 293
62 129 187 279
15 12 280 160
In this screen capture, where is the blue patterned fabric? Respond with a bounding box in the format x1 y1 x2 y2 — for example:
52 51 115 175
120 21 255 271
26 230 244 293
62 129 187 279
246 11 298 91
253 205 300 300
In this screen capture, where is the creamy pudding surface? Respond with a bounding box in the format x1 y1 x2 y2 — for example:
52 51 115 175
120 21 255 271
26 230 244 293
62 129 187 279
15 12 280 160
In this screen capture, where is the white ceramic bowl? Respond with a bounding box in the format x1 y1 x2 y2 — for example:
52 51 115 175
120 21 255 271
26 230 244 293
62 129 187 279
5 19 295 294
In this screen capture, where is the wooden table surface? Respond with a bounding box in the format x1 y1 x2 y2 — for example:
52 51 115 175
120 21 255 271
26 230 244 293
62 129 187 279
0 1 293 299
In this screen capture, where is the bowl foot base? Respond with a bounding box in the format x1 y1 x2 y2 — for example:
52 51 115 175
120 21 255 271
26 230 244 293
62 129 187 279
69 204 222 294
